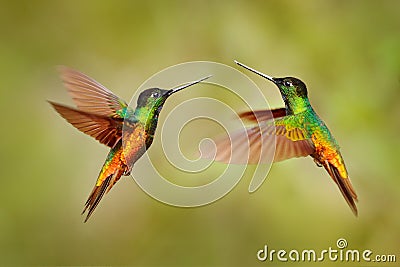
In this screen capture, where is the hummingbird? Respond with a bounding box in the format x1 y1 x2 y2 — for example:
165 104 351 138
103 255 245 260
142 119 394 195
205 60 358 215
49 67 210 222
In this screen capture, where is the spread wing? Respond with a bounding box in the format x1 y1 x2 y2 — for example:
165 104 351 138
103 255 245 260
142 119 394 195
49 67 133 147
49 101 123 148
58 66 129 118
202 118 315 164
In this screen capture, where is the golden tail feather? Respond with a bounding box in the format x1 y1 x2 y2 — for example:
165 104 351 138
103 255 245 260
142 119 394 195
324 161 358 216
82 168 124 222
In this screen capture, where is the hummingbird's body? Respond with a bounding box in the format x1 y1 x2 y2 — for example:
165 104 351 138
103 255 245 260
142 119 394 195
49 67 208 221
274 105 351 196
207 61 358 215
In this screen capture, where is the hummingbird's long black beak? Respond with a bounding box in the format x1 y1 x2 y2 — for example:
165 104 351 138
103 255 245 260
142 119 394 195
164 75 212 97
234 60 276 83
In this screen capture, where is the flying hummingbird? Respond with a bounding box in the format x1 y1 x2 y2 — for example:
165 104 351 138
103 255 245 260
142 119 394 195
49 67 210 222
205 60 358 215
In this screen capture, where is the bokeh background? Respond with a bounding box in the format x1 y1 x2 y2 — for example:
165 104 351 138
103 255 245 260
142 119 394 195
1 0 399 266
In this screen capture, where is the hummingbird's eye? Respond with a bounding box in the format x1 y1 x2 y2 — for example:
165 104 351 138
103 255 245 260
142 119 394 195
151 92 160 98
284 80 293 87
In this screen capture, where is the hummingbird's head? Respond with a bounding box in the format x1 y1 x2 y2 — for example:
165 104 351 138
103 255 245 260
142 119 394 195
136 87 169 110
272 77 308 100
135 76 211 121
234 60 311 114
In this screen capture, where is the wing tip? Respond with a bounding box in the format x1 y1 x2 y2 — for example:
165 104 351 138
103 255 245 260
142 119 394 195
238 108 287 123
56 65 79 76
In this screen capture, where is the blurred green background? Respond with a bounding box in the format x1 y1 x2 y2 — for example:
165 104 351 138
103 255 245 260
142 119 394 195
1 0 399 266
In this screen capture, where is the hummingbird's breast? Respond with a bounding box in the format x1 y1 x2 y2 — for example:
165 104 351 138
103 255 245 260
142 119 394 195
122 123 153 169
305 113 347 179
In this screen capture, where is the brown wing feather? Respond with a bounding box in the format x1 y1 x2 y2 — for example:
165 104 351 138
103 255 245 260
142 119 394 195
239 108 287 123
49 101 122 147
58 66 128 117
202 124 314 164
